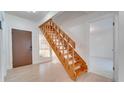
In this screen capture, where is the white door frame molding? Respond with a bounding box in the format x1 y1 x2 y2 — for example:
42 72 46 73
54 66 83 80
113 12 119 82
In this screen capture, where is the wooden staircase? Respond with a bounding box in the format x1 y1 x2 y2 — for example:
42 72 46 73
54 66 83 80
39 19 88 80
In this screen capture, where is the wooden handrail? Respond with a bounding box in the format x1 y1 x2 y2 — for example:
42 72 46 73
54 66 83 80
49 20 75 48
39 19 52 28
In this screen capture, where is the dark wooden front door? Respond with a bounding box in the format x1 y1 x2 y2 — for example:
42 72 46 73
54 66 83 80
12 29 32 68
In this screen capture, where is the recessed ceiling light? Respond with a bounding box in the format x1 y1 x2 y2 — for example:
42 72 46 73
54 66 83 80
26 11 37 13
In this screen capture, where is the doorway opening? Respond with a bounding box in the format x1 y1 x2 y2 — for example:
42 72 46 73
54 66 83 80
39 31 52 62
89 16 114 79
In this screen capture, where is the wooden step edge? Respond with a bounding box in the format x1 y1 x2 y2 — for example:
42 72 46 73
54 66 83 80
64 51 73 56
59 48 67 50
57 45 65 48
75 65 87 72
57 44 64 46
47 31 55 33
75 67 87 77
68 61 86 69
68 57 74 61
74 61 83 67
66 57 81 64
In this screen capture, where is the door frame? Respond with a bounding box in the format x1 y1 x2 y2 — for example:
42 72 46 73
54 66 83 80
11 28 33 68
0 30 2 81
88 12 119 81
113 13 119 82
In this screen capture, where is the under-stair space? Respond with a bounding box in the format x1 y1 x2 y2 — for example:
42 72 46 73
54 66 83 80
39 19 88 80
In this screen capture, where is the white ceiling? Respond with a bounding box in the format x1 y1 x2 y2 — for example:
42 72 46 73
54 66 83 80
53 11 95 24
6 11 49 22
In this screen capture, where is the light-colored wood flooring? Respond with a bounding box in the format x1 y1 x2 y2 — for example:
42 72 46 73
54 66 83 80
5 62 112 82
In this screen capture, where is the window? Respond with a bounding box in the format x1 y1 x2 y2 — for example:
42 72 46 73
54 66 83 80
39 31 51 58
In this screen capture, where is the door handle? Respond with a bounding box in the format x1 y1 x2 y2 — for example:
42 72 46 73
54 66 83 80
113 66 115 71
30 46 32 51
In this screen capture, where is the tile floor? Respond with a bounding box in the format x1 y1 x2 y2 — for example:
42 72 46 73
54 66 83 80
5 62 112 82
89 56 113 79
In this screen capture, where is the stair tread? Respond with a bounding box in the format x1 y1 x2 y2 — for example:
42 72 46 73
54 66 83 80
65 56 80 62
68 61 82 69
68 57 73 61
74 61 83 67
59 48 66 50
57 45 64 46
64 53 71 56
75 66 87 77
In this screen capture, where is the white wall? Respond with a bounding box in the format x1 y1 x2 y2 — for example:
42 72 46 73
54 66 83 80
90 17 113 59
118 12 124 81
5 13 40 69
0 30 1 81
0 11 8 81
53 12 115 69
89 16 114 79
37 11 59 26
0 12 2 81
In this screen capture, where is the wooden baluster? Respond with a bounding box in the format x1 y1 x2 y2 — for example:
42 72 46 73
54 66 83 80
49 20 53 39
55 25 58 46
58 32 61 54
41 26 43 33
58 29 60 46
59 29 60 34
56 25 58 33
67 40 69 69
42 26 44 33
45 24 48 38
56 30 59 51
46 24 48 34
47 24 48 31
48 22 49 32
49 23 52 41
49 22 51 32
52 22 55 44
46 23 49 38
52 22 56 46
45 23 46 30
44 25 46 35
50 20 52 31
72 48 75 74
51 22 53 31
49 22 51 34
45 25 46 33
63 39 65 54
45 24 46 29
53 23 56 43
43 25 45 35
55 33 57 46
57 28 61 47
60 31 62 37
48 22 52 42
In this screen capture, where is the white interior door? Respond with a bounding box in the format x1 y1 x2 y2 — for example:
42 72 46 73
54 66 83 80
89 16 114 79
